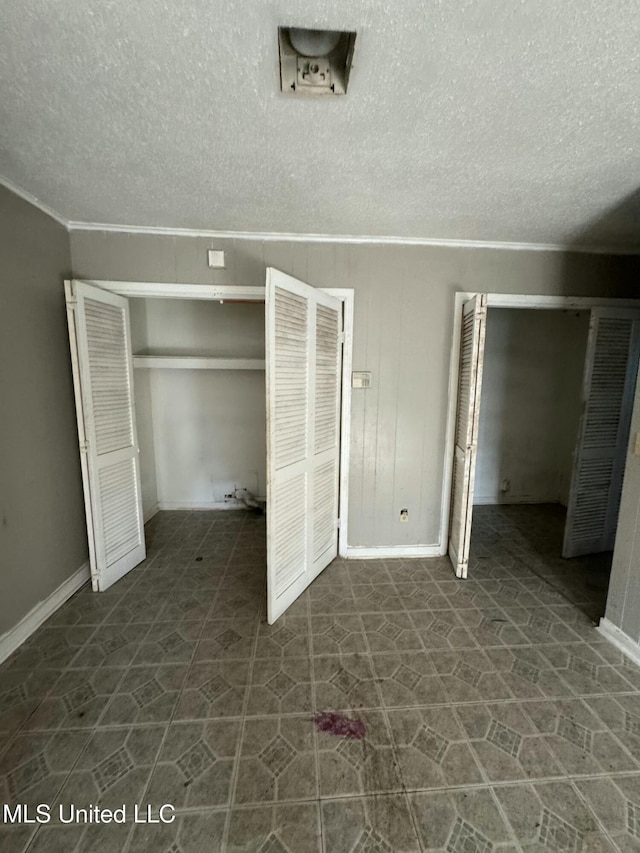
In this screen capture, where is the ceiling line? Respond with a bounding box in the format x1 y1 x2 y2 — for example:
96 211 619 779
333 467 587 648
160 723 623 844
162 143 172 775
2 174 639 256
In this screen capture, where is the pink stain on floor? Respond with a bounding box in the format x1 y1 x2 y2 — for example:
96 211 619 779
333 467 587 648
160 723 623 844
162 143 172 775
313 711 366 739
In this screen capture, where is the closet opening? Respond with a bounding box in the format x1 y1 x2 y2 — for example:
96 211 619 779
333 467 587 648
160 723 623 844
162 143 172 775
65 272 354 625
445 294 640 622
130 296 268 523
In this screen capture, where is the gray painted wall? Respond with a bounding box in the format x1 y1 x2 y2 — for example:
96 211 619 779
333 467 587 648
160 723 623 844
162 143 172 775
475 309 589 505
69 230 639 548
0 186 86 636
129 298 266 515
605 369 640 642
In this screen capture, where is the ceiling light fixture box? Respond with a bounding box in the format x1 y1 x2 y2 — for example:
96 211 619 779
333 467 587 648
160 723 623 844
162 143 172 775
278 27 356 96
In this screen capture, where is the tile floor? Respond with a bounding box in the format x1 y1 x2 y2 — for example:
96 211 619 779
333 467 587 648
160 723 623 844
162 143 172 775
472 504 613 622
1 505 638 853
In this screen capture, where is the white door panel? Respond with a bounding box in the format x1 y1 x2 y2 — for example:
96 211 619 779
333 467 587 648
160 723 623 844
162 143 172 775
266 269 342 623
448 294 487 578
66 280 145 591
563 308 640 558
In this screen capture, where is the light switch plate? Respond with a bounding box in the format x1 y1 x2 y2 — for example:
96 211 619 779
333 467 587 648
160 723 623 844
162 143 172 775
352 371 372 389
635 431 640 456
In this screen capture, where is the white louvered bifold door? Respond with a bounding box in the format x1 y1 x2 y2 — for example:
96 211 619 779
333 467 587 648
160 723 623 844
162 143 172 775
448 294 488 578
562 308 640 558
266 268 343 624
65 281 145 591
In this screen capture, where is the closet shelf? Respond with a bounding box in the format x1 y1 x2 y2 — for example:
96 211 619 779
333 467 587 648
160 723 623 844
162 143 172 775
133 355 266 371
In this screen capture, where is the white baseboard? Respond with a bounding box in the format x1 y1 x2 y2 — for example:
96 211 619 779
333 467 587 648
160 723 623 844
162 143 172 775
157 500 247 511
345 544 443 559
598 618 640 668
0 561 91 665
143 503 159 523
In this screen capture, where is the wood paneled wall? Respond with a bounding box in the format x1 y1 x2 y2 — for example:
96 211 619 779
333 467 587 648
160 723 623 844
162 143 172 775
70 230 639 548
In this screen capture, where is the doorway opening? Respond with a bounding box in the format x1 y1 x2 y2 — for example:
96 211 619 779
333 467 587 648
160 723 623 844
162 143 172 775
473 308 608 618
445 293 640 621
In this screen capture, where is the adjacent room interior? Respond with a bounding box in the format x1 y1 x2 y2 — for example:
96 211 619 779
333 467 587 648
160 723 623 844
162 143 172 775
472 308 610 620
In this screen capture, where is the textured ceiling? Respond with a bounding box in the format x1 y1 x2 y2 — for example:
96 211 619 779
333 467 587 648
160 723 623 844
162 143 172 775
1 0 640 247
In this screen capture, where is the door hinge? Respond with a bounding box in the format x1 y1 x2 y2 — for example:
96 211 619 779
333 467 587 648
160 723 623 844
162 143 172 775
336 518 341 529
67 297 77 308
79 440 89 453
339 330 345 345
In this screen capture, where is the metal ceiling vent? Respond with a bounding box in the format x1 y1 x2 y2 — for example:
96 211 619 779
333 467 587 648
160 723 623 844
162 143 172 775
278 27 356 96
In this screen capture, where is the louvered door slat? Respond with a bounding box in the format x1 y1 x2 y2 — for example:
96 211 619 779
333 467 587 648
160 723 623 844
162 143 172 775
274 289 308 470
66 281 146 591
273 474 307 595
449 451 468 561
85 298 134 455
314 459 338 561
315 305 340 454
563 310 640 558
266 269 343 624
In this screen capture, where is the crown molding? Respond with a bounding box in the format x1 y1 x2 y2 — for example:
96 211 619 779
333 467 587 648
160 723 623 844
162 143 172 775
2 174 639 256
0 175 69 228
67 220 640 256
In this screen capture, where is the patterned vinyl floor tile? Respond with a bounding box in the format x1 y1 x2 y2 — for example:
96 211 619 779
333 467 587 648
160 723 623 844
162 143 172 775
1 505 638 852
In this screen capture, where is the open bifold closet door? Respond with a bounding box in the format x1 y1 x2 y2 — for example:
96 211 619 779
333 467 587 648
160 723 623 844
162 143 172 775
266 268 343 623
448 294 487 578
65 280 146 591
562 307 640 558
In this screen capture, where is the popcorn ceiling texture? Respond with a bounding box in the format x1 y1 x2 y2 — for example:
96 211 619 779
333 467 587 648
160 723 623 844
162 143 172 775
1 0 640 247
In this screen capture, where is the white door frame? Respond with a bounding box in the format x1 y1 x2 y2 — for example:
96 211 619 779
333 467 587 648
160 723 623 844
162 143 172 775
72 279 354 558
440 292 640 556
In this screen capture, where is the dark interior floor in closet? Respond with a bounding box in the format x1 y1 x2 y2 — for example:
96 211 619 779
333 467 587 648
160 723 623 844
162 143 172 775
471 503 613 621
